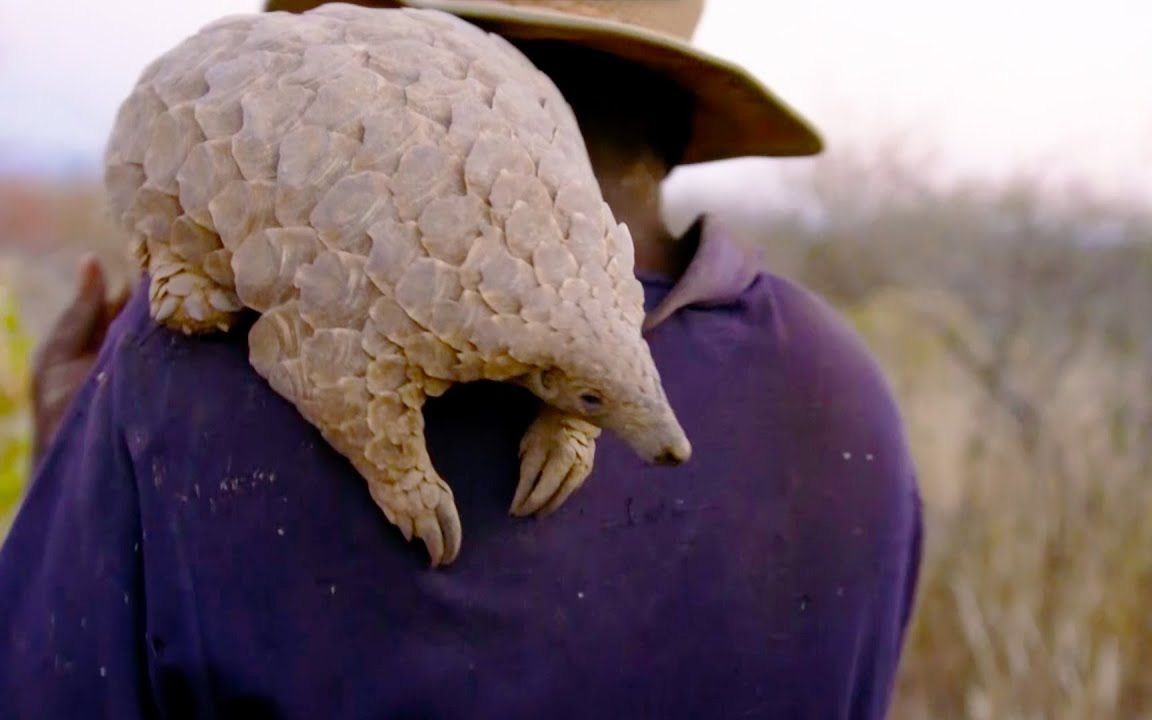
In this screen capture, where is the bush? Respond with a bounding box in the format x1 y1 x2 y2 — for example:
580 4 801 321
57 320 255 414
0 278 32 537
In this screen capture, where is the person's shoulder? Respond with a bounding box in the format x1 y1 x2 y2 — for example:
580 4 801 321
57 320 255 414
747 270 915 480
103 279 254 376
752 271 889 380
99 280 280 430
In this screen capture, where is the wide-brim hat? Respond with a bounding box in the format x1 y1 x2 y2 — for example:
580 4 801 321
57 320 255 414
263 0 824 165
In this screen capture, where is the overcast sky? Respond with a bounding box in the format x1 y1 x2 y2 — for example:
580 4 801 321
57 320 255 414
1 0 1149 205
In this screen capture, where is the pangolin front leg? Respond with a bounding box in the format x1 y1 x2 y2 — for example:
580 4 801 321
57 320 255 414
362 367 462 567
250 309 462 566
512 407 601 517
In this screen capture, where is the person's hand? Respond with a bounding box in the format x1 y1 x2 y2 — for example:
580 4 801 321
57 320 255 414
31 255 129 462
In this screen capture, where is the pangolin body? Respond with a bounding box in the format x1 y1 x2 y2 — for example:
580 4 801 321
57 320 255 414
104 2 691 566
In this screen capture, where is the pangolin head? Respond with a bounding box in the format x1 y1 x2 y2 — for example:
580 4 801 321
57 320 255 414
518 340 692 467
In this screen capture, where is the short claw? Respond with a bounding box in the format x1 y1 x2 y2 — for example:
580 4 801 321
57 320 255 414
519 449 571 516
512 409 598 518
538 468 588 517
512 440 548 515
416 492 462 567
369 478 462 567
436 495 462 565
416 513 445 568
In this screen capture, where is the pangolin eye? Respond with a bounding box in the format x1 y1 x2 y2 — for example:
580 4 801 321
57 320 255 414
579 392 604 412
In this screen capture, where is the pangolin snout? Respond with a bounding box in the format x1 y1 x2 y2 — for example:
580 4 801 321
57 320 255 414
652 437 692 466
615 394 692 468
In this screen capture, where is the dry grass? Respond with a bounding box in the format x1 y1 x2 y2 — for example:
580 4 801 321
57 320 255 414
745 154 1152 719
873 301 1152 720
1 159 1150 718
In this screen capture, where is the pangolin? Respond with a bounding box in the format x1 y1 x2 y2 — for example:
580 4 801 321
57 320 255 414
103 2 691 567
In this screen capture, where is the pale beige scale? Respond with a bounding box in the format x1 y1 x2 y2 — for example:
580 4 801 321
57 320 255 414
104 2 691 567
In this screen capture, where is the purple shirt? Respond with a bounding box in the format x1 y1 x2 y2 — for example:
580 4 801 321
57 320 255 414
0 218 922 719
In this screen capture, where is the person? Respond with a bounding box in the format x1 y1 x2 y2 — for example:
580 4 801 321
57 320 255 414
0 1 924 717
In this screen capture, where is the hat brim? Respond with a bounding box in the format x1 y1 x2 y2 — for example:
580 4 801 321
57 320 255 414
265 0 824 163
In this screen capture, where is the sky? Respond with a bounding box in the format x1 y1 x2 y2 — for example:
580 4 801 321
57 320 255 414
1 0 1150 207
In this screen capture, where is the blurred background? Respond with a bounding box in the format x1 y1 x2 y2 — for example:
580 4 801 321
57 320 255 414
2 1 1150 717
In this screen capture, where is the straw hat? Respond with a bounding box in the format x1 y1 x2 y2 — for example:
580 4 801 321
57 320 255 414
263 0 824 164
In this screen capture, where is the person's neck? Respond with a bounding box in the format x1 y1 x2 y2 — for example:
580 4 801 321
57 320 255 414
585 139 694 280
510 42 695 279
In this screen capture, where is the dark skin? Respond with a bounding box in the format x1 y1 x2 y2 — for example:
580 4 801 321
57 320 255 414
522 41 699 279
30 255 128 462
30 43 697 457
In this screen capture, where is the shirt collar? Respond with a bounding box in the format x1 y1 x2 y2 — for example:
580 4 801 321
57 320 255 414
640 215 762 332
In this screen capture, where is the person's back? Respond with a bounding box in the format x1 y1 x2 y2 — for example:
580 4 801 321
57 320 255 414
0 217 921 718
